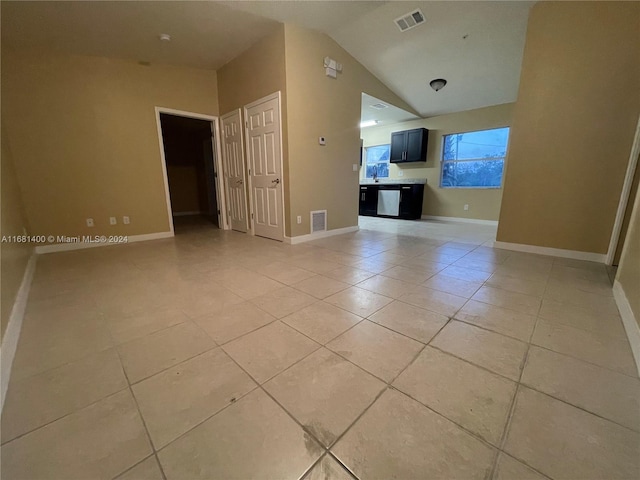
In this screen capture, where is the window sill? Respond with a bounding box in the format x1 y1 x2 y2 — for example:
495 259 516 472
439 185 502 190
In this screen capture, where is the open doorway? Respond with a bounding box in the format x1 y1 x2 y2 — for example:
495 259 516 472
158 112 220 234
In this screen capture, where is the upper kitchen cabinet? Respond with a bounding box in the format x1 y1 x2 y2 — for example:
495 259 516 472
390 128 429 163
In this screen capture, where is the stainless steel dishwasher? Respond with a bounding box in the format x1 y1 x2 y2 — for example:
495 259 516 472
377 188 400 216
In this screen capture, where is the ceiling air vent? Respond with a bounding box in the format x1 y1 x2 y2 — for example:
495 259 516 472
310 210 327 234
370 103 389 110
394 9 425 32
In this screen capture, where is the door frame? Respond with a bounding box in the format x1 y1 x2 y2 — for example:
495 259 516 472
220 108 248 233
154 107 228 233
243 91 286 240
606 114 640 265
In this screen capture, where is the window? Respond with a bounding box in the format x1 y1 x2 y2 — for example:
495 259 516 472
440 127 510 188
365 144 390 179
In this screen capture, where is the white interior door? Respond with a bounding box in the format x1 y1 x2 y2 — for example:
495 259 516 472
221 109 248 233
245 94 284 241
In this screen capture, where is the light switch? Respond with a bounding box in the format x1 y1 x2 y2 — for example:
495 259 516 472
353 164 358 172
319 137 326 145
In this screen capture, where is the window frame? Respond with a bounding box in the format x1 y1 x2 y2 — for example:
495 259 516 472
439 126 510 189
364 143 391 180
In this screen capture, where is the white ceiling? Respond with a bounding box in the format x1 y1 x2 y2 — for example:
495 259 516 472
361 93 420 126
331 1 533 117
1 1 533 118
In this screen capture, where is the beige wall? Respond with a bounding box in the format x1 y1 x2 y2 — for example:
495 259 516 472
2 48 219 239
616 178 640 327
217 26 287 117
497 1 640 253
284 24 417 237
1 126 33 339
361 103 514 221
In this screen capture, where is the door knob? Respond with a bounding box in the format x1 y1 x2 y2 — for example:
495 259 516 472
272 178 280 184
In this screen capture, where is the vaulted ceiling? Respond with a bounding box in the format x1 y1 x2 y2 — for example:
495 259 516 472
1 1 533 118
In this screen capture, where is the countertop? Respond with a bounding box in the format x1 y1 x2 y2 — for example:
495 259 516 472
360 178 427 185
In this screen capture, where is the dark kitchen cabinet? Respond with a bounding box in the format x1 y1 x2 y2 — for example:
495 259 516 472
390 128 429 163
359 183 424 219
359 185 378 216
399 184 424 220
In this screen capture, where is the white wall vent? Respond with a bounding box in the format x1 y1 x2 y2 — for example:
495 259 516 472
370 103 388 110
394 9 425 32
310 210 327 233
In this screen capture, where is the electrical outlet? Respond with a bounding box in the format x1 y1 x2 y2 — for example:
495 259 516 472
123 216 130 225
464 204 469 211
398 170 404 177
297 216 302 224
86 218 94 227
109 217 117 225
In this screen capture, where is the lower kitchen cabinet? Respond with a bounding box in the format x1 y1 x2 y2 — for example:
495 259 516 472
399 185 424 219
359 184 424 220
359 185 378 216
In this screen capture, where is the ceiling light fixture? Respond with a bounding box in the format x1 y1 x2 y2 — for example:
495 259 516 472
360 120 379 128
159 33 171 42
429 78 447 92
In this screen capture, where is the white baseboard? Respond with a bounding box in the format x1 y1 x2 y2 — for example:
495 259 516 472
35 231 174 254
285 226 359 245
172 211 204 217
613 280 640 377
421 215 498 226
1 254 37 412
492 240 607 263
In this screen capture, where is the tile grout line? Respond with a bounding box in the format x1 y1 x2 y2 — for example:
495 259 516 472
323 315 460 473
221 327 326 386
152 384 261 459
0 384 132 447
126 342 220 387
380 312 525 455
295 453 327 480
214 343 339 468
390 383 504 450
112 346 169 480
523 342 639 380
487 264 551 479
451 316 534 343
425 344 520 384
110 454 157 480
326 451 361 480
494 450 554 480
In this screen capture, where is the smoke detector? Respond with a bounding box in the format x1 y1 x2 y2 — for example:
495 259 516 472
159 33 171 42
394 9 425 32
370 103 389 110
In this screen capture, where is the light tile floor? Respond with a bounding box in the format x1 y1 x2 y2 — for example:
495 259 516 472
2 216 639 479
